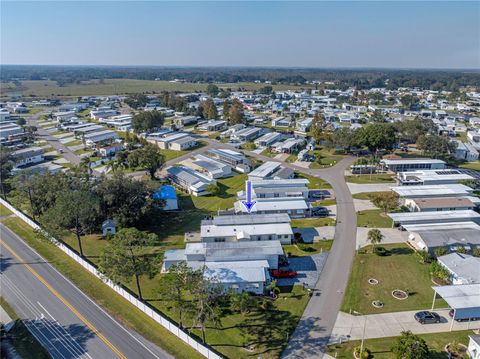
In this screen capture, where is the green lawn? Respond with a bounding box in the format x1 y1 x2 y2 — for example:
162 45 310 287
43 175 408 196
312 198 337 207
74 148 92 155
345 174 396 184
309 149 344 168
352 192 390 200
1 214 310 359
0 203 13 216
357 209 392 228
327 330 472 359
0 297 51 359
3 79 314 97
190 174 247 212
297 173 332 189
283 240 333 256
260 148 277 158
0 216 203 359
291 217 335 228
341 243 447 315
459 161 480 171
64 139 83 146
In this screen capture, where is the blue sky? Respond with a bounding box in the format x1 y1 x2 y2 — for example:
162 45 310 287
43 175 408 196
1 1 479 68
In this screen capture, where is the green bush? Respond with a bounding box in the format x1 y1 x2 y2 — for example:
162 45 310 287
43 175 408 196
374 246 390 256
353 346 371 359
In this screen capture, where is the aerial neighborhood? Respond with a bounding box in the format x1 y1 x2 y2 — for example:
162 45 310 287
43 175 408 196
1 67 480 359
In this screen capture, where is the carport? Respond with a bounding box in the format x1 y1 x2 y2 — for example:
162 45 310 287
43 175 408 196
431 284 480 331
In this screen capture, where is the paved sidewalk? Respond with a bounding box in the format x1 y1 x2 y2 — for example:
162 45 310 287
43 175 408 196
329 309 479 344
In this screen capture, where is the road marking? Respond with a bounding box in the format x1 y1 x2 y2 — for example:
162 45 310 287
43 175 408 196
0 238 126 359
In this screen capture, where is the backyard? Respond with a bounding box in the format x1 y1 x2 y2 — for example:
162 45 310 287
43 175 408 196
190 173 247 212
341 243 447 315
327 330 472 359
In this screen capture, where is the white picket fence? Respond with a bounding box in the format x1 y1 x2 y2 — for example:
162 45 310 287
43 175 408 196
0 198 222 359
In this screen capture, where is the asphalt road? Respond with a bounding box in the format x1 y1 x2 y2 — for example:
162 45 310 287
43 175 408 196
0 223 173 359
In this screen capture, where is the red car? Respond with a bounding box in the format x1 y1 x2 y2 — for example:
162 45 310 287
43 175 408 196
271 269 297 278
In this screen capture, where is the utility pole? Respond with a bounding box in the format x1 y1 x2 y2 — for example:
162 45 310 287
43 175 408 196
360 316 367 357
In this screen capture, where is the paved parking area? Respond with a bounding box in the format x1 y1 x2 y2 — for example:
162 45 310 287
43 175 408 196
277 252 328 288
329 309 479 344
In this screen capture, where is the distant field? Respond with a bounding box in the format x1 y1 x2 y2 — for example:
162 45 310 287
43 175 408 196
0 79 314 97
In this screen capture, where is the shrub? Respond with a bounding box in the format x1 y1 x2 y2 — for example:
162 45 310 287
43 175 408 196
472 247 480 257
373 246 390 256
353 346 371 359
430 261 450 282
416 250 433 264
434 246 448 258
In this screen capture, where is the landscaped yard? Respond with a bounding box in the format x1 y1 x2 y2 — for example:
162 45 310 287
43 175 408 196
357 209 393 228
341 243 447 315
327 330 472 359
297 173 332 189
345 174 396 184
291 217 335 228
309 148 344 168
283 240 333 256
190 173 247 212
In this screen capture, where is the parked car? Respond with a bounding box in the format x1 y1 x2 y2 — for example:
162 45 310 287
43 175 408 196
449 309 480 322
414 311 441 324
311 207 329 217
271 269 297 278
310 192 324 199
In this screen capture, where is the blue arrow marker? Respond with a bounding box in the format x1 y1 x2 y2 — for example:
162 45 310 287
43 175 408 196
241 180 256 213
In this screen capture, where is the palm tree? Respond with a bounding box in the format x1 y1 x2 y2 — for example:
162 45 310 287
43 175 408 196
367 229 383 251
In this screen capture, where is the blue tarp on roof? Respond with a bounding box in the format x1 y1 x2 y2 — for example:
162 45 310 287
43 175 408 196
153 185 177 200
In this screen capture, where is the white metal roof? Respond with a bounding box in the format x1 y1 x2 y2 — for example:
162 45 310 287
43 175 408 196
204 261 268 283
235 197 309 213
381 158 445 165
248 161 281 178
201 222 293 238
438 253 480 284
432 284 480 309
390 184 473 198
389 210 480 224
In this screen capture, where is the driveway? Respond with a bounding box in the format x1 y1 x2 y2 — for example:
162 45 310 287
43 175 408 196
354 199 377 212
356 227 409 248
347 183 394 194
329 309 479 344
294 227 336 243
277 253 328 289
